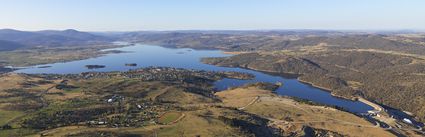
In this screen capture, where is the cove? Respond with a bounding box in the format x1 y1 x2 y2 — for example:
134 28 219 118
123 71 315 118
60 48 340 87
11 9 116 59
16 44 374 113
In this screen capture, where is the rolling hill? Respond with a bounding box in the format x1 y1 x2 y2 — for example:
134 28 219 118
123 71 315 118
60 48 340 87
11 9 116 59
0 29 113 50
0 40 26 51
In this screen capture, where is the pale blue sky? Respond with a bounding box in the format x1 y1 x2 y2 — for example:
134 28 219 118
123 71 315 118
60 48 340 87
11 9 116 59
1 0 424 31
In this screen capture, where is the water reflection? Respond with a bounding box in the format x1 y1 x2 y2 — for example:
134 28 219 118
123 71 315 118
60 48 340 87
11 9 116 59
16 44 374 113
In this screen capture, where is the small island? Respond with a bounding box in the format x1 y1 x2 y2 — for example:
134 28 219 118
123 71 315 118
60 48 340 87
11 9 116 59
85 65 106 69
125 63 137 67
37 66 52 68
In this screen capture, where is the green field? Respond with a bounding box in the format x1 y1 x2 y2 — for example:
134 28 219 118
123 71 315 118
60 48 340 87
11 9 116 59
0 110 24 126
158 112 183 124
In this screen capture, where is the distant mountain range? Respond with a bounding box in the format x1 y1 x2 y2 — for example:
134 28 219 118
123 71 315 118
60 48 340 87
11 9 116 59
0 40 26 51
1 29 424 52
0 29 114 51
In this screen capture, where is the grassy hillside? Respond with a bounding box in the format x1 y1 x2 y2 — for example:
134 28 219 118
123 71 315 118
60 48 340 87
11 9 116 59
0 68 401 136
0 29 113 48
135 31 425 125
0 45 124 67
122 32 425 54
202 48 425 125
0 40 26 51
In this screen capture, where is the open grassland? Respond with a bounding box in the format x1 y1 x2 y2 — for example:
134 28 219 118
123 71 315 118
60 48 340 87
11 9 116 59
158 111 184 125
216 86 395 137
0 70 411 136
0 110 24 126
31 108 247 137
130 31 425 125
0 45 123 67
204 48 425 125
0 69 260 136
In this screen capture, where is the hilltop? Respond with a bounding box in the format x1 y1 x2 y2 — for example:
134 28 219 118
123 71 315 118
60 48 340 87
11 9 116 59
0 29 113 50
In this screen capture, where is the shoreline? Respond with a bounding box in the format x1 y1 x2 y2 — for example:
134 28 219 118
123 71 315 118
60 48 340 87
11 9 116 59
222 51 251 55
201 60 363 102
203 61 425 128
222 63 359 101
206 62 389 111
356 97 383 112
5 44 130 69
201 60 392 109
296 78 360 101
11 43 420 126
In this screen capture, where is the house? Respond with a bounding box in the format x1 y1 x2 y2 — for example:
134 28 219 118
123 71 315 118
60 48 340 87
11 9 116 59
107 99 113 103
367 110 380 116
403 118 413 124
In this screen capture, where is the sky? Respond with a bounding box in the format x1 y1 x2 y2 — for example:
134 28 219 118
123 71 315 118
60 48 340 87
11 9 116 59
0 0 425 31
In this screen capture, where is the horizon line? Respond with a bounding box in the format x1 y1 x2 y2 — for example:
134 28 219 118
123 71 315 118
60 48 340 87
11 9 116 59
1 28 425 33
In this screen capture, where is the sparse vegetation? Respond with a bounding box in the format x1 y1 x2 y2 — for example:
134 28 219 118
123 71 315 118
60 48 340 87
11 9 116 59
1 30 425 136
0 68 399 136
0 45 125 67
203 47 425 124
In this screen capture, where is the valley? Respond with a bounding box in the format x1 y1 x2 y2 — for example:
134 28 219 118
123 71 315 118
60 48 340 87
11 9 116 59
0 29 424 136
125 31 425 126
2 1 425 136
0 69 395 137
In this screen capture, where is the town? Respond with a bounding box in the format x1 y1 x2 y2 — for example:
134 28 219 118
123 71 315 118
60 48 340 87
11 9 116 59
30 66 254 84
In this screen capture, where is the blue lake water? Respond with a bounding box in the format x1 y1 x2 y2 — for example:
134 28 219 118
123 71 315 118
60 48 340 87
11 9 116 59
16 44 374 113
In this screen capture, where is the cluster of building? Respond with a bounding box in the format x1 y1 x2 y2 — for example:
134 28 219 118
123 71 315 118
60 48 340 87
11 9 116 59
106 95 125 103
125 67 253 81
85 100 169 128
30 66 253 83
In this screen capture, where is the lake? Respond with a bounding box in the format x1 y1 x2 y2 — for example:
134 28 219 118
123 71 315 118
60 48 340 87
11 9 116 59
16 44 374 113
